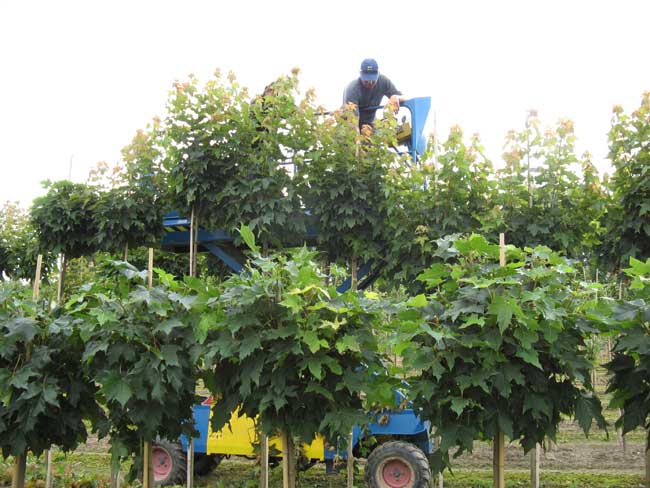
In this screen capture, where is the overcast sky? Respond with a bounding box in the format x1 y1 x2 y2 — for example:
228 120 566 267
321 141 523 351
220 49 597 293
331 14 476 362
1 0 649 207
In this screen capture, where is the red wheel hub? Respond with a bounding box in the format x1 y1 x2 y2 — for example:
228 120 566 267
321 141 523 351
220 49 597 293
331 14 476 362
152 446 173 481
381 459 412 487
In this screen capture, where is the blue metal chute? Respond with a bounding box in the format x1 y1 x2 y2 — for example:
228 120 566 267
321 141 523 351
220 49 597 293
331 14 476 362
400 97 432 162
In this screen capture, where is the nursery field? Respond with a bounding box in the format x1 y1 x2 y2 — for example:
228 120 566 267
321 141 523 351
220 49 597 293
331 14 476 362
2 73 650 488
3 434 646 488
3 393 648 488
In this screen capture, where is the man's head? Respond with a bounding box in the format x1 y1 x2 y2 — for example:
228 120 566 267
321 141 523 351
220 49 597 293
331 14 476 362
359 58 379 88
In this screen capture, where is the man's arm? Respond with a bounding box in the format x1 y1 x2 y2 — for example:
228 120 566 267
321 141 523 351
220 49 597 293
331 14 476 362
380 75 404 110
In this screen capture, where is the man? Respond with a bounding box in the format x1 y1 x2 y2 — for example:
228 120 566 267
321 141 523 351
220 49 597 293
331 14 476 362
343 58 404 131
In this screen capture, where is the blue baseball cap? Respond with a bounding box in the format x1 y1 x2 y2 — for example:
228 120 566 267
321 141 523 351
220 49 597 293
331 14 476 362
359 58 379 82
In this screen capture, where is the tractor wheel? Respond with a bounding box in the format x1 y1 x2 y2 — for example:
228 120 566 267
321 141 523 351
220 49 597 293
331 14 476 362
152 439 187 486
193 452 223 476
365 441 431 488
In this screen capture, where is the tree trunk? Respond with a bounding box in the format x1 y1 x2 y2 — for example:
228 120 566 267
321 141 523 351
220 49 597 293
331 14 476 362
347 431 354 488
260 433 269 488
11 455 26 488
493 429 505 488
530 444 540 488
281 431 296 488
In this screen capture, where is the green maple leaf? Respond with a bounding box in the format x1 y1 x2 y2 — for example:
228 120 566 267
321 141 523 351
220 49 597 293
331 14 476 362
450 397 472 416
161 345 180 366
523 393 551 420
419 323 447 342
306 382 334 401
498 412 514 438
42 382 60 407
575 393 605 435
515 347 542 370
335 335 361 354
239 335 262 360
625 257 650 278
406 294 428 308
280 294 303 313
488 295 521 333
9 367 39 389
638 202 650 216
416 263 448 287
454 234 499 258
89 309 117 326
302 330 328 353
4 317 39 344
305 357 323 380
238 224 260 253
103 375 133 408
151 379 165 401
155 317 184 335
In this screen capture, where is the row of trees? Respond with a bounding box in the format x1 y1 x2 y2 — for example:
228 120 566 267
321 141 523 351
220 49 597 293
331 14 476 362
4 232 650 482
1 76 649 287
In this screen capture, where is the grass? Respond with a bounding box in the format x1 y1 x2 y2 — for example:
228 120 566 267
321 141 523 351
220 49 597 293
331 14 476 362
1 453 646 488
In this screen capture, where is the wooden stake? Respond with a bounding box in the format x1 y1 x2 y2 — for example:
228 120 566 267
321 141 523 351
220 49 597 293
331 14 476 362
620 409 626 454
143 441 153 488
41 255 54 488
281 431 296 488
645 430 650 488
142 250 155 488
191 207 200 278
32 254 43 298
56 253 66 304
45 449 53 488
348 257 358 488
435 435 443 488
530 444 540 488
493 429 505 488
13 255 44 488
607 280 624 456
186 440 195 488
347 432 354 488
148 248 154 289
646 428 650 488
189 206 196 278
495 235 506 488
260 434 269 488
499 233 506 267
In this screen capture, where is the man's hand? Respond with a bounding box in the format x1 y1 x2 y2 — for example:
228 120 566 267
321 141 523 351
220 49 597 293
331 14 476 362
388 95 401 112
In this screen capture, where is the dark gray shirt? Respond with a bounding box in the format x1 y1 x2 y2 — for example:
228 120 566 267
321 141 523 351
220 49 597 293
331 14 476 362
343 74 402 127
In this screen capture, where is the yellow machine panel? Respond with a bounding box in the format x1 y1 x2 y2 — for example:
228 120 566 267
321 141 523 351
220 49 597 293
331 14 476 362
206 408 325 461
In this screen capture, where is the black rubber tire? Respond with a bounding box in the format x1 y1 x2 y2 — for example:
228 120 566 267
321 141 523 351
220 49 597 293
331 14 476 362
152 439 187 486
365 441 431 488
193 453 223 476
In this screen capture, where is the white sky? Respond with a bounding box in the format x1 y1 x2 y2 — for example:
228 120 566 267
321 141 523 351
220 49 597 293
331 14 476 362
1 0 649 207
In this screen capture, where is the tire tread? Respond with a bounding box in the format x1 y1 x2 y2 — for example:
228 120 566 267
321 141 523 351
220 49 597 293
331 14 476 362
365 440 431 488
